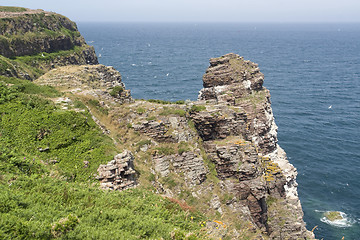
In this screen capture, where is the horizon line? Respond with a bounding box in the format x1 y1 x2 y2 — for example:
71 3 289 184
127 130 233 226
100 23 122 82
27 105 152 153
76 20 360 24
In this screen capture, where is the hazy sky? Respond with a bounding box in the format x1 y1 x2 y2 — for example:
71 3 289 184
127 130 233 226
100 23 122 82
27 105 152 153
1 0 360 22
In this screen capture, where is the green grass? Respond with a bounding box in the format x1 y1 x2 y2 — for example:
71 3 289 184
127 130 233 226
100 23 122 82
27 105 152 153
155 146 175 155
147 99 185 105
178 141 191 155
0 6 27 12
109 86 124 97
136 139 152 151
87 98 109 115
136 107 146 114
12 45 84 64
0 78 115 181
0 76 60 98
189 105 206 113
0 175 205 239
0 77 206 239
159 107 186 117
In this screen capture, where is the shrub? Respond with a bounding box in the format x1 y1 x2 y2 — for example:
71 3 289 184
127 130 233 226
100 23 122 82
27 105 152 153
51 214 80 238
136 139 152 151
109 86 124 97
155 146 175 155
136 107 145 114
160 107 186 117
147 99 185 105
146 116 156 121
147 99 171 104
178 141 191 155
190 105 206 112
174 100 185 104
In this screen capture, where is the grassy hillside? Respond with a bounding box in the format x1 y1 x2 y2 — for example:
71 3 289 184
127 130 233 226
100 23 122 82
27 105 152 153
0 76 205 239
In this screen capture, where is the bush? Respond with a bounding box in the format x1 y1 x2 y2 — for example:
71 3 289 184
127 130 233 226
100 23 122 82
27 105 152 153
136 139 152 151
51 214 80 238
155 146 175 155
178 141 191 155
136 107 146 114
190 105 206 112
147 99 185 105
160 107 186 117
109 86 124 97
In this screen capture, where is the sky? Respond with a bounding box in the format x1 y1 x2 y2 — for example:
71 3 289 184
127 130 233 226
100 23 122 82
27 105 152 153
1 0 360 23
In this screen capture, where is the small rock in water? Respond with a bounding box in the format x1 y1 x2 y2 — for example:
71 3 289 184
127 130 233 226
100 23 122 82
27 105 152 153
320 211 354 228
324 211 343 221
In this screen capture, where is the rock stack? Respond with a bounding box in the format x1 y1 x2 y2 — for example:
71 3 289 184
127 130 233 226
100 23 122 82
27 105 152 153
96 150 137 191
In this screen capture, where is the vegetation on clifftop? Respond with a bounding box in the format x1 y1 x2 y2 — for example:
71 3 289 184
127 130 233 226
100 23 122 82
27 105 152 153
0 6 27 12
0 76 205 239
0 45 94 79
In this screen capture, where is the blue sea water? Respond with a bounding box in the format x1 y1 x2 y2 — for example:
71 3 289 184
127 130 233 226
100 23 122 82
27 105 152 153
78 22 360 240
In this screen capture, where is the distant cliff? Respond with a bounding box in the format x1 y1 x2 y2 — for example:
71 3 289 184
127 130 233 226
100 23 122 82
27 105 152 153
0 7 97 79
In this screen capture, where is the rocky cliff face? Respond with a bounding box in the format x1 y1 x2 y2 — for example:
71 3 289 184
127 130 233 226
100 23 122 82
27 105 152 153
2 7 314 237
192 53 314 239
34 53 314 239
0 7 98 79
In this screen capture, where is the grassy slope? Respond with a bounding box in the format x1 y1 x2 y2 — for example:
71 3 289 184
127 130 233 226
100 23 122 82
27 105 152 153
0 76 205 239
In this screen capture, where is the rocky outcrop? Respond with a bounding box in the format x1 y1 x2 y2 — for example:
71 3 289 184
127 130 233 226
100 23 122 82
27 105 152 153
35 64 133 104
133 115 193 143
153 151 207 185
199 53 264 101
191 53 313 238
96 150 137 191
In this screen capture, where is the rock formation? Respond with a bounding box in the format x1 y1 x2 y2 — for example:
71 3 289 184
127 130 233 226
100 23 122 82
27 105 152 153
35 64 133 104
191 53 313 238
96 150 137 191
39 53 313 239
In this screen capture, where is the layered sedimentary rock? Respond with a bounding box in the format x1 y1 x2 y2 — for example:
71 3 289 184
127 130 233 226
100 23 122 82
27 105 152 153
0 7 97 79
114 53 314 238
96 150 137 190
153 151 207 186
192 53 313 238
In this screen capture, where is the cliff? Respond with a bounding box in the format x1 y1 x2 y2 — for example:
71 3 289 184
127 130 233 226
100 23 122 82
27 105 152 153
0 7 315 239
0 7 98 79
33 54 314 239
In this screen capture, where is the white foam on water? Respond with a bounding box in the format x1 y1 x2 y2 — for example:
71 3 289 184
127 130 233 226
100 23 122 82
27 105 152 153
320 211 355 228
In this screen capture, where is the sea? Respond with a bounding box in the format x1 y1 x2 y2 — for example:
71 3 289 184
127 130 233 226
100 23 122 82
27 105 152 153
78 22 360 240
